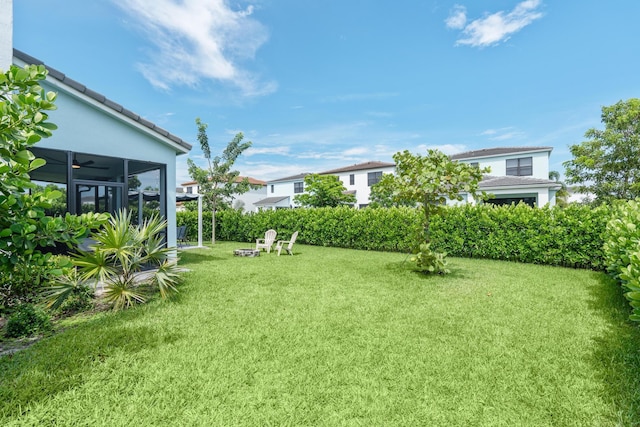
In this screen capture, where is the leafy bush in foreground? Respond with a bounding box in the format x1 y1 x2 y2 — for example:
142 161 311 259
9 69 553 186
603 200 640 321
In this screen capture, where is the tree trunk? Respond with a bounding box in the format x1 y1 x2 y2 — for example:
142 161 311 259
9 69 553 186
423 198 431 244
211 208 216 244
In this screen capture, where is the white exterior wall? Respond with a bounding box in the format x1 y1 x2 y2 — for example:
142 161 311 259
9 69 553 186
183 183 267 211
334 165 396 207
266 179 304 208
459 150 550 179
0 0 12 71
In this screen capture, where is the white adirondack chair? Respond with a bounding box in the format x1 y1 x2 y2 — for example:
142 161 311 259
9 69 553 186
275 231 299 256
256 229 277 253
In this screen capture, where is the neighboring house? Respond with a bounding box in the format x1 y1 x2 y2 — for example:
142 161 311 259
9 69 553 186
257 161 395 210
253 148 560 211
450 147 561 207
256 173 310 210
180 176 267 212
319 161 396 208
3 44 192 249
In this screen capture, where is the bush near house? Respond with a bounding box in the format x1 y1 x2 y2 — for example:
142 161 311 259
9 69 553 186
177 203 610 269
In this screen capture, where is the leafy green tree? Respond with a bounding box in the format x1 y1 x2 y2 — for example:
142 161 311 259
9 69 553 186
186 118 253 244
128 175 141 190
376 149 489 242
370 173 417 208
294 174 357 207
0 64 107 309
563 98 640 204
373 149 488 273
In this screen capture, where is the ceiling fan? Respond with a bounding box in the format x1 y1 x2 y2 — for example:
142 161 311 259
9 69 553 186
43 154 109 170
72 156 98 169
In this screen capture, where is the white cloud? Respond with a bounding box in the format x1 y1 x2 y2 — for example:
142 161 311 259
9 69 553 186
445 5 467 30
480 127 525 141
112 0 275 96
342 147 369 156
244 146 290 156
447 0 544 48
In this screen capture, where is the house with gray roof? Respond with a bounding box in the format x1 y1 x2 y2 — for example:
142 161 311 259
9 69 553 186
319 161 396 208
256 173 311 210
2 8 192 249
451 146 561 207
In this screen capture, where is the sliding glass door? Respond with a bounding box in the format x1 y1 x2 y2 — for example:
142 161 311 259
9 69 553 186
74 182 124 215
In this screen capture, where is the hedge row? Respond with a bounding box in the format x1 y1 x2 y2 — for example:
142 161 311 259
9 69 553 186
603 200 640 321
177 203 610 269
431 203 609 269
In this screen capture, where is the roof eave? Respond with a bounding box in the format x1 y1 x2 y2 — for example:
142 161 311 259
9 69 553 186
12 49 192 155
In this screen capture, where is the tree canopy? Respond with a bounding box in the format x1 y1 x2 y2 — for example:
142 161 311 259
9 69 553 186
374 149 489 241
293 174 356 208
563 98 640 204
186 118 253 243
372 149 488 274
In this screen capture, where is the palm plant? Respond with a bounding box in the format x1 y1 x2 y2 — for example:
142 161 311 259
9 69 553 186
55 210 181 310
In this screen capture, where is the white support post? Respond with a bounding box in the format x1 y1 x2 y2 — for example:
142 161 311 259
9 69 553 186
197 194 203 247
0 0 13 71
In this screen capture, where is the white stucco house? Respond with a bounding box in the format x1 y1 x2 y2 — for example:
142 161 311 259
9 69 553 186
256 149 560 210
255 173 310 210
2 3 192 248
319 161 396 208
256 161 395 210
180 177 267 212
450 146 561 207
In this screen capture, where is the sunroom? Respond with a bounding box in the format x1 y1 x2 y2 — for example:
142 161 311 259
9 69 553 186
12 49 192 248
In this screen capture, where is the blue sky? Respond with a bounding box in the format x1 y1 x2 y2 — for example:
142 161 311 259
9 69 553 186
12 0 640 183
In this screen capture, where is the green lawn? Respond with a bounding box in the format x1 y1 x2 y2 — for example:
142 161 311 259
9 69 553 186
1 242 640 426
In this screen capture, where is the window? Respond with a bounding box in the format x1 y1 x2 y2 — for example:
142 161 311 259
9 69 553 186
469 162 479 168
270 184 274 193
486 196 536 207
294 181 304 193
186 186 193 194
349 174 355 185
506 157 532 176
367 171 383 186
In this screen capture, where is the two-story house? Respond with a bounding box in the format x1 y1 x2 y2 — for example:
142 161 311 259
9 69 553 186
254 147 560 210
256 161 395 210
254 173 310 210
180 176 267 212
319 161 396 208
450 146 561 207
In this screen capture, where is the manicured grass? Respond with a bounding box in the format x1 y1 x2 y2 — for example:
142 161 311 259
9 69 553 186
1 242 640 425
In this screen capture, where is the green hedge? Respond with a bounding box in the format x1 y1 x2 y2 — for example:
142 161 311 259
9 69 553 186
178 203 609 269
431 203 609 269
603 200 640 321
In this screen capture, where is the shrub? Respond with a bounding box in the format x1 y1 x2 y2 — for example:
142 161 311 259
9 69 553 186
411 243 449 274
603 200 640 321
179 203 608 270
72 210 182 310
4 304 52 338
43 268 94 315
